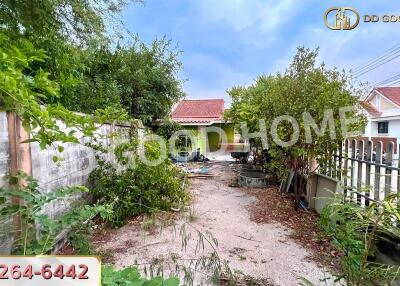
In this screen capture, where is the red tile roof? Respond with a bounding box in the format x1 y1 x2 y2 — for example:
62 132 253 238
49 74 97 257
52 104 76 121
171 99 225 124
360 101 381 116
376 87 400 106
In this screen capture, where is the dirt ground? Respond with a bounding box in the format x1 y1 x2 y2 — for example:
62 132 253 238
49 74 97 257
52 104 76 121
93 162 337 286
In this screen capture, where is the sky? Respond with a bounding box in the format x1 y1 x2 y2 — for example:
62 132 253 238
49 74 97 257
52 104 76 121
122 0 400 106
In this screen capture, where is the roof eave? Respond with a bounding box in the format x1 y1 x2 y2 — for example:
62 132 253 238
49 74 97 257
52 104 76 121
374 88 400 109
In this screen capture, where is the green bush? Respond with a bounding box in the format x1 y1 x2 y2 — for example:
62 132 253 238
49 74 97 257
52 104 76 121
0 172 102 254
89 152 188 227
320 194 400 286
102 266 179 286
155 120 183 140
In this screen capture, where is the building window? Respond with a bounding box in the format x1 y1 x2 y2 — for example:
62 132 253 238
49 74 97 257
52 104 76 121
378 121 389 134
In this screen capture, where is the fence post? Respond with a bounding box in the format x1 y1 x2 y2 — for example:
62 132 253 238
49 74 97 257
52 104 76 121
328 148 333 177
357 140 364 205
374 141 382 201
6 112 33 245
385 142 394 198
350 140 356 202
398 143 400 201
365 140 373 206
338 141 343 180
344 140 349 198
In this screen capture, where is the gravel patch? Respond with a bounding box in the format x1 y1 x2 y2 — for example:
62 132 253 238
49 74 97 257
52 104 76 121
94 162 337 286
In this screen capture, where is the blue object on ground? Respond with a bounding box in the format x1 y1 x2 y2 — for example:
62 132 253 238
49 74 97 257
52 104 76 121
200 167 209 174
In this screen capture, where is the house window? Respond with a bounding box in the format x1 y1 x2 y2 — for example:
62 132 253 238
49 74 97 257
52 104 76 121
378 121 389 134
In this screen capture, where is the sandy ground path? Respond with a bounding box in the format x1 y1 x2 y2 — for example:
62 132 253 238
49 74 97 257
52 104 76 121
94 162 332 286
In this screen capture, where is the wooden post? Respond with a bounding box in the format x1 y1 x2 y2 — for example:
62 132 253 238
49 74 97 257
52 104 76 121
6 112 32 242
293 172 298 211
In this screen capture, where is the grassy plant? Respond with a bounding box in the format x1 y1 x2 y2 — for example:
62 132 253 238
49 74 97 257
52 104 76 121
187 207 199 223
142 214 157 232
220 271 275 286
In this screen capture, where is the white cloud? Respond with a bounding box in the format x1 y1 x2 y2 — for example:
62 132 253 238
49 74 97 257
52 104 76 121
182 52 255 105
183 86 232 105
196 0 306 33
257 0 301 32
183 52 253 86
268 20 400 86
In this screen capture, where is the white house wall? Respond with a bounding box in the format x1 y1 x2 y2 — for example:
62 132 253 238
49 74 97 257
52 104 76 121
386 119 400 139
364 119 373 137
369 92 380 108
368 119 400 139
380 96 397 110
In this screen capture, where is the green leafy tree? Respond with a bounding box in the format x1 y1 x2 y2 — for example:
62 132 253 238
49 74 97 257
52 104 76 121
226 47 366 178
55 39 185 122
1 0 185 125
0 0 139 43
0 0 139 111
0 33 128 148
112 39 185 124
55 45 122 113
156 120 183 139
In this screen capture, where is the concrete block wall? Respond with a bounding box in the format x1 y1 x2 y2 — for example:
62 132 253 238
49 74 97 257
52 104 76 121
31 124 114 218
0 112 13 254
0 111 133 253
0 112 9 188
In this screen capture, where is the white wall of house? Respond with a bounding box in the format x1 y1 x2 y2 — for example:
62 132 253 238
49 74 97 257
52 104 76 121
364 90 400 140
388 120 400 139
367 118 400 140
363 118 373 137
370 118 400 139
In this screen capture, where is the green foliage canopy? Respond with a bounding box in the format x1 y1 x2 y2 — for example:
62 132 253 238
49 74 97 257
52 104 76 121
62 39 185 123
226 47 366 174
1 0 185 125
155 120 183 139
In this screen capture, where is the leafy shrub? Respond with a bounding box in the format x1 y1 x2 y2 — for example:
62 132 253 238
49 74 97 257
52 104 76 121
89 141 188 227
0 172 102 254
102 266 179 286
155 120 183 140
320 194 400 286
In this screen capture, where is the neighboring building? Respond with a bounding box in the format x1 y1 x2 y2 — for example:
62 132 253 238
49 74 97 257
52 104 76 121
170 99 234 155
362 87 400 140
